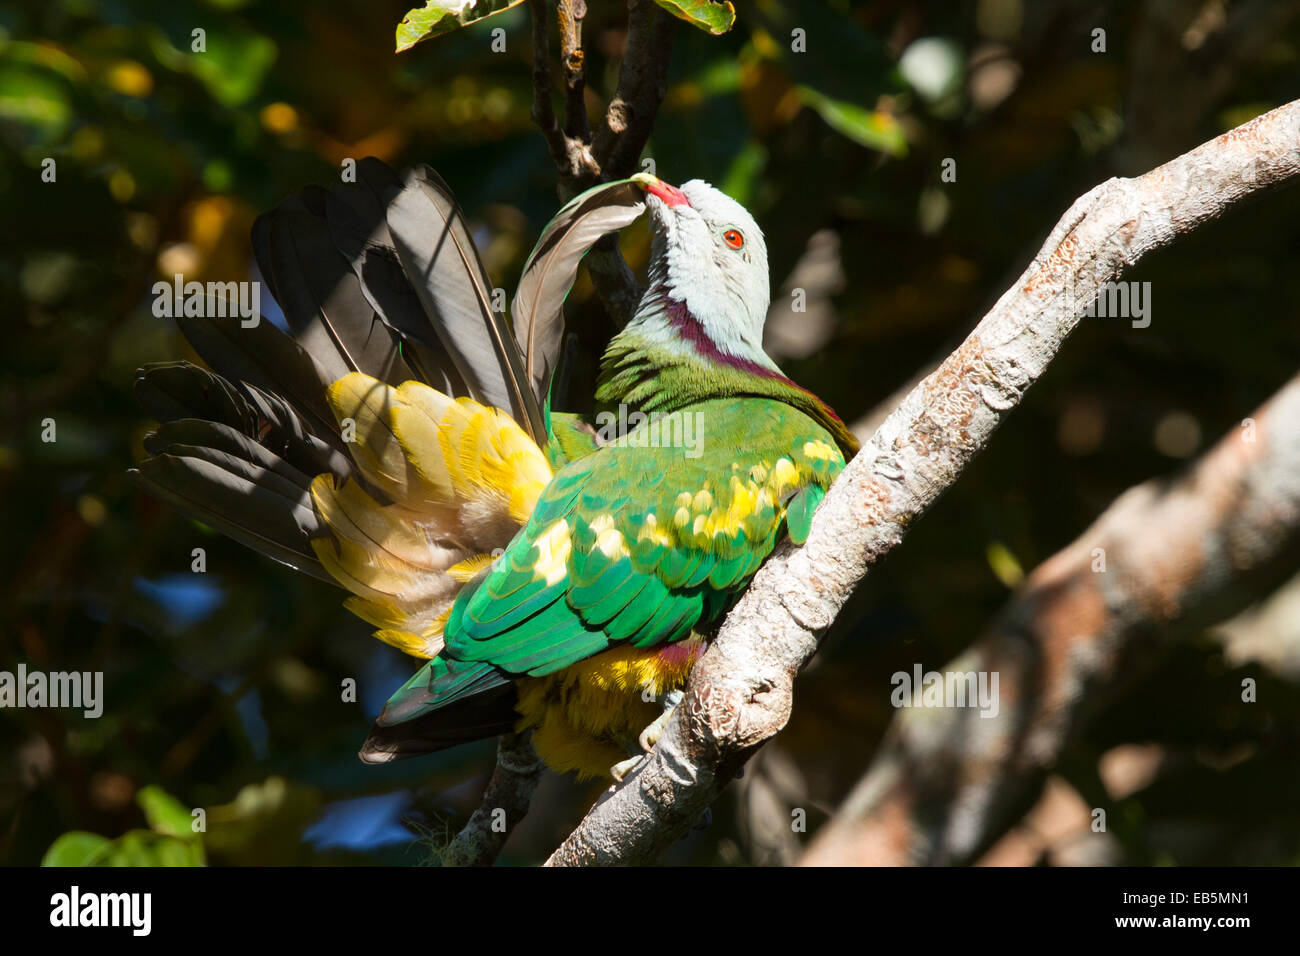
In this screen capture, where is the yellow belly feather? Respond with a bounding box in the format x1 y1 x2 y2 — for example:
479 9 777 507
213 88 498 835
515 638 703 780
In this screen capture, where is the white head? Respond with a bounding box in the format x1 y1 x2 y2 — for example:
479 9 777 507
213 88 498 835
636 177 773 366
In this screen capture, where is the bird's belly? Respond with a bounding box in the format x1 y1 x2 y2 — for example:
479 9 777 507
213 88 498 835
514 637 703 780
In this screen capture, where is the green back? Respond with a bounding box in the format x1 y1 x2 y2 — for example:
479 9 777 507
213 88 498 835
381 397 845 722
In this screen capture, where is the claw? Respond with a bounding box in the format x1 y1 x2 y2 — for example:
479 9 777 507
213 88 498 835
608 688 686 782
609 753 648 783
638 688 684 753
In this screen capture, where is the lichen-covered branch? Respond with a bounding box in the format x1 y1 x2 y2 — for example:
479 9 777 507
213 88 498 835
545 99 1300 866
801 372 1300 866
441 732 542 866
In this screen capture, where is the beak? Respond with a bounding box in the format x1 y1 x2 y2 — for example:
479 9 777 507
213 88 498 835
631 172 690 208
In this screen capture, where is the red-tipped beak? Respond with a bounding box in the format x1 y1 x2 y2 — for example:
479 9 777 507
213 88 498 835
632 173 690 207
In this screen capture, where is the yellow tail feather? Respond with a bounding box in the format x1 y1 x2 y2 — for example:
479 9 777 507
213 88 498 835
312 372 552 658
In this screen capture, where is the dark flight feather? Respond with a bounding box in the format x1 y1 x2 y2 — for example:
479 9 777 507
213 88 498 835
512 179 647 403
130 451 331 582
358 683 519 763
385 164 546 442
132 362 353 580
173 297 344 449
322 162 468 396
260 208 409 385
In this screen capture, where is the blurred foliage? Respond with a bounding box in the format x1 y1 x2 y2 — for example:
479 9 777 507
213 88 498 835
42 784 205 865
1 0 1299 866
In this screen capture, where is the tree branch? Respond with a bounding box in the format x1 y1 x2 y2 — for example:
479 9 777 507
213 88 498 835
527 0 584 178
573 0 675 326
544 98 1300 866
801 371 1300 865
441 732 543 866
557 0 590 142
591 0 675 178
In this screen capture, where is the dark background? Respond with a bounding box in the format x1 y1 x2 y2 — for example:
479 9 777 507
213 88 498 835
2 0 1299 865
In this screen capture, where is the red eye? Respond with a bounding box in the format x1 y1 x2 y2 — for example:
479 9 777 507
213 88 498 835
723 229 744 250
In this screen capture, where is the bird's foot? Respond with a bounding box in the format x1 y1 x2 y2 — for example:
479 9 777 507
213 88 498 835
607 688 686 782
609 754 646 783
638 688 684 752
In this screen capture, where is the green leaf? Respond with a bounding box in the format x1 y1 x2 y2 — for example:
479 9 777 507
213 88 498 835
146 24 277 107
138 785 195 838
100 831 206 867
138 833 207 867
41 830 205 867
0 64 73 144
396 0 528 53
189 31 277 106
654 0 736 35
797 86 907 157
41 832 112 867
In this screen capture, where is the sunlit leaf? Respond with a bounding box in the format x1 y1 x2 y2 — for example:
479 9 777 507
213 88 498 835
654 0 736 35
100 831 206 866
985 540 1025 588
396 0 528 53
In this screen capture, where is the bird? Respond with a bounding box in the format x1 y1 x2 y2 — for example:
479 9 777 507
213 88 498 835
133 160 858 781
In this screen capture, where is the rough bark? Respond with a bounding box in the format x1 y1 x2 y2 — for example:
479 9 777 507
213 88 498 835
545 98 1300 866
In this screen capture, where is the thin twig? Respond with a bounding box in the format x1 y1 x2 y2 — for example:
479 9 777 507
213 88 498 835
527 0 673 327
441 732 543 866
528 0 570 174
580 0 677 322
558 0 590 142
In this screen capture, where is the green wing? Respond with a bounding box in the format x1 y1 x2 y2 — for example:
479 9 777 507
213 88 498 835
380 398 845 724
